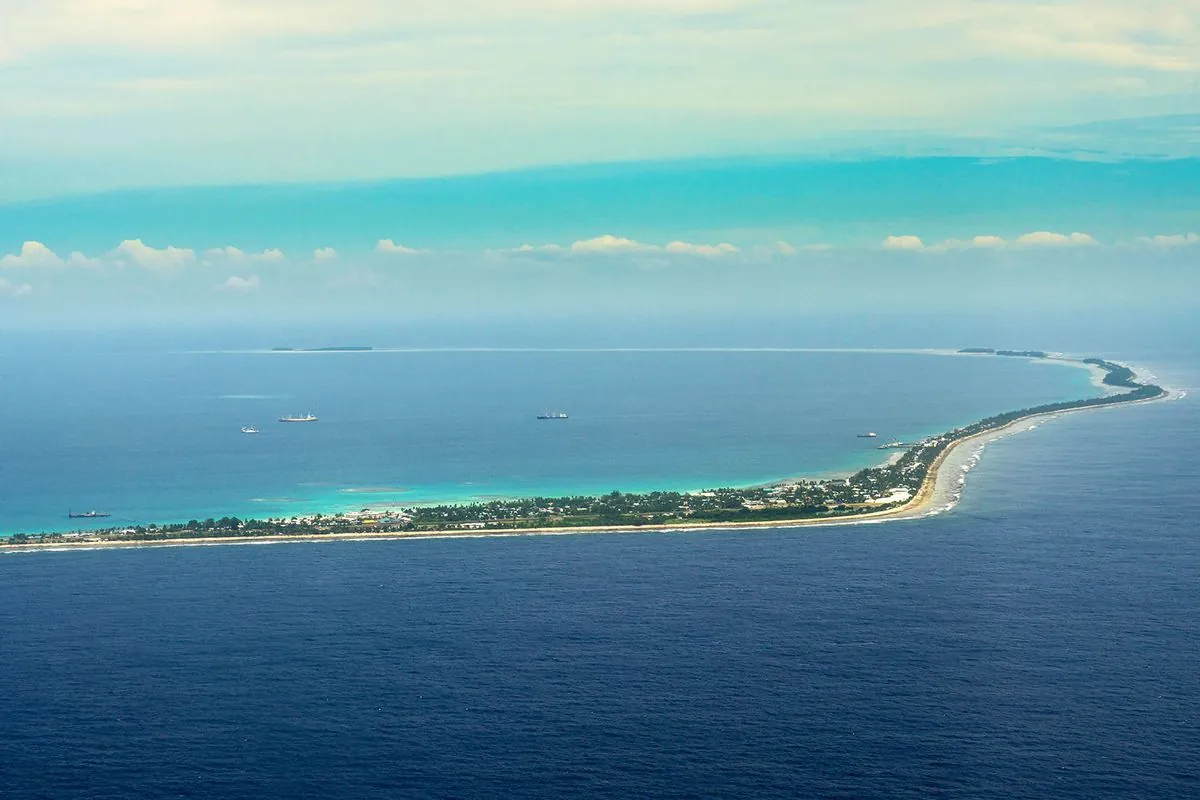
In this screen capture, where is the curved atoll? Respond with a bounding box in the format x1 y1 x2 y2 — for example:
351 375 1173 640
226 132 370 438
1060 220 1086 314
1 353 1167 551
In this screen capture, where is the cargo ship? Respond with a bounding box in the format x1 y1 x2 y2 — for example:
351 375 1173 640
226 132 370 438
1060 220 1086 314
279 414 318 423
537 411 569 420
68 510 111 519
857 432 878 438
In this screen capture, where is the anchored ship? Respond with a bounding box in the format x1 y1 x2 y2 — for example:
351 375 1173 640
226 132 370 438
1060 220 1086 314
278 414 318 423
68 510 111 519
857 432 878 438
537 411 569 420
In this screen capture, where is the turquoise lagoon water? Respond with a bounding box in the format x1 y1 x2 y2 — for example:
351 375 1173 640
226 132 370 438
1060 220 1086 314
0 336 1100 534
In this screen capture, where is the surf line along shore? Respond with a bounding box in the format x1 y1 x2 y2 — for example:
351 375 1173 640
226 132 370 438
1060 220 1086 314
0 355 1170 552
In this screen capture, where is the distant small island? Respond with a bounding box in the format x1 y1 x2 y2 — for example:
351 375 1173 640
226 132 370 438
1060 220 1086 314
959 348 1048 358
1 351 1167 551
271 346 374 352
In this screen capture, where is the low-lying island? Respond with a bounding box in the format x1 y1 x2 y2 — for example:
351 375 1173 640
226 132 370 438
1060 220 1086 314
1 352 1168 551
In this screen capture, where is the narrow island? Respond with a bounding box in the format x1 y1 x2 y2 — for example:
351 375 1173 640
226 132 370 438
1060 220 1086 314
1 352 1167 551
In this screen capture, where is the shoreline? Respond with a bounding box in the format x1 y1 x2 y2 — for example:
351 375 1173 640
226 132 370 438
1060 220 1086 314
2 376 1172 555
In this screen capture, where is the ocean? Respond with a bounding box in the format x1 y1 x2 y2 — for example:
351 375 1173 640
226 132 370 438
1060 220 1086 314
1 317 1197 798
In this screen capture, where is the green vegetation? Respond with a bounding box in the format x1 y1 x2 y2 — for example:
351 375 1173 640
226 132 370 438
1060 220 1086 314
1082 358 1141 388
2 354 1165 548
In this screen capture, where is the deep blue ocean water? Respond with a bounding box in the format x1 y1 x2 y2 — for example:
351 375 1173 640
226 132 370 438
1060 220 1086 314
2 320 1197 798
0 337 1098 534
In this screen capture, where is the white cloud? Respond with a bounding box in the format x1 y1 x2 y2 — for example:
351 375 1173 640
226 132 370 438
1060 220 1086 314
927 234 1008 252
113 239 196 269
887 231 1100 252
205 246 286 263
1 240 63 267
220 275 261 292
882 235 925 251
313 247 338 261
1014 231 1097 247
206 245 246 260
750 240 831 257
526 234 745 256
1136 232 1199 247
570 234 655 253
0 277 34 297
375 239 422 255
511 243 567 253
67 251 103 267
663 240 740 256
2 241 114 268
949 234 1006 250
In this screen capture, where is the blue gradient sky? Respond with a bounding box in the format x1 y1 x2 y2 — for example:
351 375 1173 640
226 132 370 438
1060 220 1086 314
1 1 1198 325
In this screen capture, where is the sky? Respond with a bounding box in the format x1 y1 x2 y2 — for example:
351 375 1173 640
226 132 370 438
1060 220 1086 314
1 0 1198 327
4 0 1200 196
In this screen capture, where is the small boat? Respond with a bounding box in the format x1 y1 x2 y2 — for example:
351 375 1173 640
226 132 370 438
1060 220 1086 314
241 426 260 434
857 432 878 438
68 510 111 519
278 414 318 423
537 411 569 420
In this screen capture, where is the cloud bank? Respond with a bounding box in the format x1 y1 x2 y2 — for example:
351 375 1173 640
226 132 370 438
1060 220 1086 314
880 231 1100 252
1135 232 1199 247
0 240 99 268
113 239 196 270
205 246 285 263
375 239 422 255
515 234 741 256
220 275 261 292
2 228 1195 290
882 235 926 251
0 277 34 298
1013 231 1097 247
